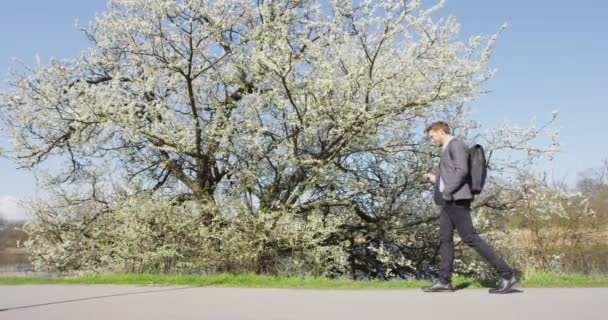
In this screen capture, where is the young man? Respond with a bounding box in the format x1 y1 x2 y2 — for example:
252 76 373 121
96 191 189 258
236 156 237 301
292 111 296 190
421 121 519 294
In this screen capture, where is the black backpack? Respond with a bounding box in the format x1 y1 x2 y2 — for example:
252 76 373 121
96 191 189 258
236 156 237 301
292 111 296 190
468 144 487 195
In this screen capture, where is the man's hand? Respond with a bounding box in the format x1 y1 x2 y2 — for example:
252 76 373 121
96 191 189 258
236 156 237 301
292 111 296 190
423 173 436 184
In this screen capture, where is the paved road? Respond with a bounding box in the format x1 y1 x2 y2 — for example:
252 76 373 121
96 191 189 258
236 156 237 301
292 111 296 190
1 285 607 320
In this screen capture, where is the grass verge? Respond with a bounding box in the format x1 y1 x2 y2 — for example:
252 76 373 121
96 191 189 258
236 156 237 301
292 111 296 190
1 272 607 288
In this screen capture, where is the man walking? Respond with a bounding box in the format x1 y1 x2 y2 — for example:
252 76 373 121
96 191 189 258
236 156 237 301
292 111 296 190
421 121 519 294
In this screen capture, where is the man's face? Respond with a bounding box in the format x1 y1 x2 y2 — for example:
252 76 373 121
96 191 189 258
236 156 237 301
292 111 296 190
427 129 445 145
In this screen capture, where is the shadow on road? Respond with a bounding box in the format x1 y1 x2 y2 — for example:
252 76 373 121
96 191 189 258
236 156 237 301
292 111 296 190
0 285 201 312
453 281 524 294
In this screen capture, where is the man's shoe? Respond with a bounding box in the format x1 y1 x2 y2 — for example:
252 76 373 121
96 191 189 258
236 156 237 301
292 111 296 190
489 271 520 294
422 280 454 292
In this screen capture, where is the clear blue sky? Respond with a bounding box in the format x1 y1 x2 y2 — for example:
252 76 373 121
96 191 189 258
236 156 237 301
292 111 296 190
442 0 608 184
0 1 607 215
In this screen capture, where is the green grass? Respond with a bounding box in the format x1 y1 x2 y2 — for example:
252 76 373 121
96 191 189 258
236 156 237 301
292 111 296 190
521 272 608 287
0 272 606 288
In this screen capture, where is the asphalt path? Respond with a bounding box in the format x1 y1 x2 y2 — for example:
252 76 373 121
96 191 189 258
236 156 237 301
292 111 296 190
1 285 606 320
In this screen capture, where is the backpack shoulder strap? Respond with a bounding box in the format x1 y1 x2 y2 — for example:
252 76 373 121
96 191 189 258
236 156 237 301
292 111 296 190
446 138 459 160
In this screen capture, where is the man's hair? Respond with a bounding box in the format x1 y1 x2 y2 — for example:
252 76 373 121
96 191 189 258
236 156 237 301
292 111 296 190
424 121 451 134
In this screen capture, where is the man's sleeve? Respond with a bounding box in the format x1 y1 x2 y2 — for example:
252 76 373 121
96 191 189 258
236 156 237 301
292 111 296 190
442 140 469 198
